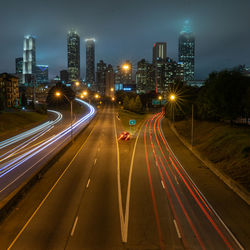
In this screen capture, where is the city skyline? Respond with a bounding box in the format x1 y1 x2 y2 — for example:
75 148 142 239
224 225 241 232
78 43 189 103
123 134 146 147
0 0 249 80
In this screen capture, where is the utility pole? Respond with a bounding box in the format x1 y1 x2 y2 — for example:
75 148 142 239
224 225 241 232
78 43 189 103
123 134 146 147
191 104 194 147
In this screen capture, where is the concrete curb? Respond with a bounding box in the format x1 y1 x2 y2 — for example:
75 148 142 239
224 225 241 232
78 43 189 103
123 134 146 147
167 120 250 206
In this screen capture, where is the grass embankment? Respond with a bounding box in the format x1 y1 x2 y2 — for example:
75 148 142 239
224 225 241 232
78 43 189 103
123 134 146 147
0 112 48 139
118 109 146 134
174 119 250 192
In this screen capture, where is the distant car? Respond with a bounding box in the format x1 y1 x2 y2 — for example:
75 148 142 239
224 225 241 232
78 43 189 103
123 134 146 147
119 131 130 141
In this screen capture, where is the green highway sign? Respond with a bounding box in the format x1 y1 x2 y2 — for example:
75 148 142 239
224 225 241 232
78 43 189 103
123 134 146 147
129 119 136 126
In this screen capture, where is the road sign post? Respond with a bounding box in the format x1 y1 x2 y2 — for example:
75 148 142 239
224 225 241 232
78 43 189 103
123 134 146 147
129 119 136 134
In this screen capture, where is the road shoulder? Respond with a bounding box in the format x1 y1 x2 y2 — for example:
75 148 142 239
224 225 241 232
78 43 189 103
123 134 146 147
161 118 250 249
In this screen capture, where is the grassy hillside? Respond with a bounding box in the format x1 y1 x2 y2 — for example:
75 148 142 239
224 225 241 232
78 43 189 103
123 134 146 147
0 111 48 139
174 120 250 192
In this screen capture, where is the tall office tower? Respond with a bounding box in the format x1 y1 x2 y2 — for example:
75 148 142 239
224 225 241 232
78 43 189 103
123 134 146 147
36 65 49 84
152 42 167 93
152 42 167 64
96 60 107 95
136 59 154 93
23 35 36 85
67 30 80 82
105 64 115 97
178 20 195 81
60 70 69 84
16 57 23 85
85 38 95 88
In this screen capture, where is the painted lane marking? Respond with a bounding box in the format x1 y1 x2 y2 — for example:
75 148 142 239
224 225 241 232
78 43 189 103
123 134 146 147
161 180 165 189
124 120 145 242
7 116 98 250
173 219 181 239
71 216 78 236
113 116 125 242
86 178 91 188
94 158 97 165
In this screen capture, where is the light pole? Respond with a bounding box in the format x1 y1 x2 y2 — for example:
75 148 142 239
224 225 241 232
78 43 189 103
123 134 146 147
191 103 194 147
55 91 73 142
169 94 176 124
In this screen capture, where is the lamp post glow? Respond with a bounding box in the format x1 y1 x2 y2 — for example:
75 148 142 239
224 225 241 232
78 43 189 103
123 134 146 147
55 91 73 142
169 93 176 124
122 64 130 71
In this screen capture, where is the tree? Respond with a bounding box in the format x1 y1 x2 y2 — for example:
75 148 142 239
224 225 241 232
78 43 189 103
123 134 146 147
123 95 129 110
128 98 135 112
197 70 250 122
46 83 75 107
134 95 143 113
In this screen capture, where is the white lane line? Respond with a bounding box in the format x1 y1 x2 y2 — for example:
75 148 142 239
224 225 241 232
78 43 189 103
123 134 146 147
161 180 165 189
174 175 179 185
71 216 78 236
94 158 97 165
113 117 125 241
124 120 145 243
173 219 181 239
86 178 91 188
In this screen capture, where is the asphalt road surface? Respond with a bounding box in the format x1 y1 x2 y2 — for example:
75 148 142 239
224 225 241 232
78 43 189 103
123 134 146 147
0 105 245 249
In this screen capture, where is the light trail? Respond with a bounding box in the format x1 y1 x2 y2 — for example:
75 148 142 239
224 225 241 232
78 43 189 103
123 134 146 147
0 110 62 150
0 99 95 178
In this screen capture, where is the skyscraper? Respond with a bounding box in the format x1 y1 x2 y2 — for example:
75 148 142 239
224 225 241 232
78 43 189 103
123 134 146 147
178 20 195 81
67 30 80 82
60 70 69 84
16 57 23 85
152 42 167 93
96 60 107 94
23 35 36 85
85 38 95 87
136 59 154 93
36 65 49 84
105 64 115 97
152 42 167 64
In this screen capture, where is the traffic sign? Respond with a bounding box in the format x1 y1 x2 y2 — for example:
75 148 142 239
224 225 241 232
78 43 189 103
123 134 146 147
129 119 136 126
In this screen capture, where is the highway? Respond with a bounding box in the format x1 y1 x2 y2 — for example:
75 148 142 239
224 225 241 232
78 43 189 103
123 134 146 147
0 99 95 206
0 105 245 249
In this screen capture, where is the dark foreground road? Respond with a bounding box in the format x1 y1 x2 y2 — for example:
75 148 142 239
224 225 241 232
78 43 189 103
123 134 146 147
0 105 246 249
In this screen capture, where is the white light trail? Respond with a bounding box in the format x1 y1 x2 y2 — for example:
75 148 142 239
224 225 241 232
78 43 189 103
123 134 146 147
0 99 95 177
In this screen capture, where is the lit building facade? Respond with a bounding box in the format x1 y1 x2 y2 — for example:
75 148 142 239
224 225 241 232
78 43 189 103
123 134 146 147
67 30 80 82
15 57 23 85
105 64 115 97
152 42 167 64
0 73 19 108
136 59 154 93
178 20 195 81
23 35 36 85
60 70 69 84
96 60 107 95
85 38 95 88
36 65 49 84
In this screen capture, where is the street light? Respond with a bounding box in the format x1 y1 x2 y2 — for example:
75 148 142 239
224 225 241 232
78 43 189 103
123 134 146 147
158 95 162 107
55 91 73 142
110 87 114 92
75 81 80 87
95 94 100 99
169 93 176 124
122 64 130 71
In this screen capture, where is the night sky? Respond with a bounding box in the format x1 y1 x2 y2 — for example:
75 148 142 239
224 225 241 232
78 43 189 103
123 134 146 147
0 0 249 80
